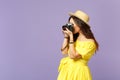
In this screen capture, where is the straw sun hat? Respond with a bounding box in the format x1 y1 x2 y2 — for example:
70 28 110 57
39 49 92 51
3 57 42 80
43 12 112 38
69 10 90 27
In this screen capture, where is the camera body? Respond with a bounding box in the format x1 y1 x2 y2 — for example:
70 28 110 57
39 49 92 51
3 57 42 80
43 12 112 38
62 23 74 32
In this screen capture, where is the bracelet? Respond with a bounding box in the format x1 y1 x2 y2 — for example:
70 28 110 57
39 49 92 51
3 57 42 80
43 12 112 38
61 44 68 51
69 41 74 44
64 37 69 39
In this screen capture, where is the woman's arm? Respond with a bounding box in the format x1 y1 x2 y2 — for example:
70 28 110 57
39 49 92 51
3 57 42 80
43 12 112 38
61 37 69 54
68 34 82 59
61 28 82 59
61 32 69 55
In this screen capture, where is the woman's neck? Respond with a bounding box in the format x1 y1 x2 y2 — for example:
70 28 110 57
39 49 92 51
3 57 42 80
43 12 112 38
77 33 87 41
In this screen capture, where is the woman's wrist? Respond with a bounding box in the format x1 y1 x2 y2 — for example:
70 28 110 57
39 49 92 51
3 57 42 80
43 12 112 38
69 34 73 42
69 41 74 44
64 36 69 39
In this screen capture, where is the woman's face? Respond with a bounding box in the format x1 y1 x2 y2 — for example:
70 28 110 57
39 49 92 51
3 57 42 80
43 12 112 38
69 18 80 34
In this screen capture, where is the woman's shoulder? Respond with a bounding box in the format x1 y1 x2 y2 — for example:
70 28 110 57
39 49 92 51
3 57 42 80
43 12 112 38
75 39 96 50
75 39 96 48
76 39 95 43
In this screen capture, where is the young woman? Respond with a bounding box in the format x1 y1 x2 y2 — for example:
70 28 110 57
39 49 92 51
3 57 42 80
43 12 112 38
57 10 99 80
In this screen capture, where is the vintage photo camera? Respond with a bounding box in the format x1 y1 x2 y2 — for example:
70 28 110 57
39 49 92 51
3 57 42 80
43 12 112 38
62 23 74 32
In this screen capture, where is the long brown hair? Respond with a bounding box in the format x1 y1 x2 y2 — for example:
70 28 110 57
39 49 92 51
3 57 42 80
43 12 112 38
68 16 99 51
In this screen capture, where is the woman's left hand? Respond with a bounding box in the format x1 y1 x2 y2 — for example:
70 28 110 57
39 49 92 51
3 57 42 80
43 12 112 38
63 28 73 37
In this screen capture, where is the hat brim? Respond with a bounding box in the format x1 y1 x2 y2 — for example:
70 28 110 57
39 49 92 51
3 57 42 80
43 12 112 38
69 12 91 28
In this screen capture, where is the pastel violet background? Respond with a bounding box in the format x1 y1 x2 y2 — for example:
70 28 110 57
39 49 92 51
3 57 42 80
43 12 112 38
0 0 120 80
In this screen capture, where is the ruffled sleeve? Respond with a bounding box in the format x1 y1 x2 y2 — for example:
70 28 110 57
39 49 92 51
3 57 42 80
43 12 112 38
75 41 96 60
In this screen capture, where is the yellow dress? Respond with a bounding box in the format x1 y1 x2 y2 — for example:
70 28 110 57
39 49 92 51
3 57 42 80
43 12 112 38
57 40 96 80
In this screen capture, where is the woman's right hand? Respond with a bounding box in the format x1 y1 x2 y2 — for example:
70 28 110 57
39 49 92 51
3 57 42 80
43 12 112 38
62 30 69 38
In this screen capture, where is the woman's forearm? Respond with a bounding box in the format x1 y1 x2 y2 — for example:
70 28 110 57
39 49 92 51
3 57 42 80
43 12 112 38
68 34 81 59
61 38 69 54
68 35 76 58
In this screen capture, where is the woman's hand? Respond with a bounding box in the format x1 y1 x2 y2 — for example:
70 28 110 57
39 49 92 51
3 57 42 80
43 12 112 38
62 30 69 38
62 28 73 37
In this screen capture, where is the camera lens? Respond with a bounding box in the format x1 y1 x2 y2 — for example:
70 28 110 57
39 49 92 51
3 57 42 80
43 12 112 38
62 25 67 30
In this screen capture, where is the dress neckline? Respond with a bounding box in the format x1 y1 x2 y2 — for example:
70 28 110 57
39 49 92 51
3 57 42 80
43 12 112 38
76 39 95 43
